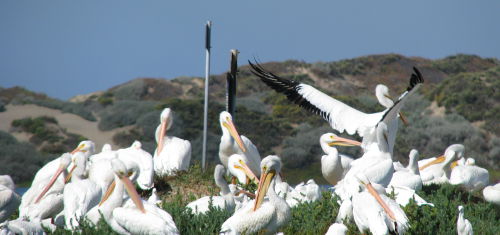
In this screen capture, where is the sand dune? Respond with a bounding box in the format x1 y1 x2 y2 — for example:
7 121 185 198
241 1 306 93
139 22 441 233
0 104 132 150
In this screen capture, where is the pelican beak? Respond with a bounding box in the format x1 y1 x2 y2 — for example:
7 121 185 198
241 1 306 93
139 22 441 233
99 180 116 206
399 112 409 126
122 175 146 213
64 162 77 183
329 136 362 147
364 182 396 222
71 144 85 154
156 118 168 155
419 155 445 171
253 169 275 211
223 119 246 152
234 160 259 184
35 164 66 203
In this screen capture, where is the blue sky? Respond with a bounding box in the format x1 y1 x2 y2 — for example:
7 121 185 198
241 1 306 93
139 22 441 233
1 1 499 100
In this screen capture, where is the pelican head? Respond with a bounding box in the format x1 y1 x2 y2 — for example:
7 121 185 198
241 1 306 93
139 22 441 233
100 159 145 213
228 154 259 184
320 133 361 152
160 108 173 131
71 140 95 155
375 84 409 125
35 153 72 203
219 111 246 152
458 205 465 214
131 140 142 149
375 84 394 108
254 155 281 211
101 143 112 152
420 144 465 171
155 108 174 155
408 149 420 174
214 164 231 194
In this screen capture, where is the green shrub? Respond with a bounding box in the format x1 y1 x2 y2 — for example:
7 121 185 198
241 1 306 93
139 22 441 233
0 131 55 183
98 100 158 131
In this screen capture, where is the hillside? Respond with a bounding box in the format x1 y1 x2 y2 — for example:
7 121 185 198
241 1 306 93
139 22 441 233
1 53 499 184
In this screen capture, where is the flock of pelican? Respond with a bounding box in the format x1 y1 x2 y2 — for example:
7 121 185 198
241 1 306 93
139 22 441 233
0 62 498 234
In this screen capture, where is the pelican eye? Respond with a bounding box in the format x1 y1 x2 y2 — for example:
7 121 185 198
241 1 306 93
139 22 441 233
127 171 133 177
226 117 230 121
263 166 267 172
238 159 244 164
330 135 335 139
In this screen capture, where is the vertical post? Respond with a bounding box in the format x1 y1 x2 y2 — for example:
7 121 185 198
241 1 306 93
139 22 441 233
226 49 238 117
202 21 211 172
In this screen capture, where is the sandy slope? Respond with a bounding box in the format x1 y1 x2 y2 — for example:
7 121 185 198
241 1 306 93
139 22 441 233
0 104 132 150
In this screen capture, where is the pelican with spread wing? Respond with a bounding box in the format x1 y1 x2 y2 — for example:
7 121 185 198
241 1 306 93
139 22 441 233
249 61 423 153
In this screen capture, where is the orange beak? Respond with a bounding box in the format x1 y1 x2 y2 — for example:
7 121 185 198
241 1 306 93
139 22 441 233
70 145 84 154
253 169 275 211
223 119 246 152
156 118 168 156
399 112 409 126
329 136 362 147
122 176 146 213
99 180 116 206
234 161 259 184
365 182 396 221
419 155 445 171
64 164 77 183
35 165 66 203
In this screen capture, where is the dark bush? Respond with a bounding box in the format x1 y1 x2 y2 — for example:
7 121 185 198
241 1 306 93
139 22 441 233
98 100 158 131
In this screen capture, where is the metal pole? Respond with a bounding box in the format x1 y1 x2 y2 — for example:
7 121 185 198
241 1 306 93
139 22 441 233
226 49 238 117
202 21 211 172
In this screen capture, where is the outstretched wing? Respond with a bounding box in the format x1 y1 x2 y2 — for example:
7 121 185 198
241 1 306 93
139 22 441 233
380 67 424 125
249 61 382 136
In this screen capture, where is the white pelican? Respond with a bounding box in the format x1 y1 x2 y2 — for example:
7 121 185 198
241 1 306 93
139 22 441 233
0 176 15 191
186 164 236 214
227 154 260 184
449 158 489 191
154 108 192 176
0 218 45 235
420 144 464 185
19 154 72 220
30 141 95 186
336 198 353 223
249 61 423 154
63 150 113 228
219 111 261 176
325 223 348 235
19 153 72 217
86 158 179 235
274 177 305 207
335 123 393 200
0 180 20 223
457 205 473 235
220 155 291 235
385 186 434 207
482 183 500 205
352 174 409 235
388 149 422 191
89 143 115 164
118 141 154 190
147 188 161 206
320 133 359 186
293 179 322 203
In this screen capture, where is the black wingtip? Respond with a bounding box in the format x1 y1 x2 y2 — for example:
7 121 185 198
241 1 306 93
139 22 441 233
407 67 424 91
